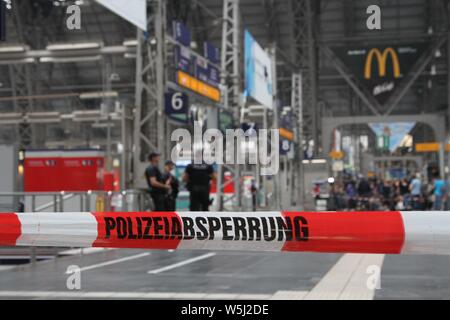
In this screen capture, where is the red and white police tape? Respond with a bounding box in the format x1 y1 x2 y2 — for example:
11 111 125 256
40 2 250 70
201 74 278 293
0 211 450 255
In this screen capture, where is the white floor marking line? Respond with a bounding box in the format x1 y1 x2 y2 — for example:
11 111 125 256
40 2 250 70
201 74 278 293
304 254 364 300
338 254 385 300
270 290 309 300
303 254 385 300
0 266 15 272
0 291 272 300
65 252 150 274
59 248 112 256
147 253 217 274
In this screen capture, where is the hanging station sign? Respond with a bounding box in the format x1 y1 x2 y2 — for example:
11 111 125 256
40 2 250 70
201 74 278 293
279 110 294 155
368 122 416 152
173 21 221 103
165 91 189 115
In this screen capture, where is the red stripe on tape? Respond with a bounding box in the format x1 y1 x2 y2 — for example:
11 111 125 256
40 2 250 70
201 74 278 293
0 213 21 246
92 212 182 250
281 212 405 254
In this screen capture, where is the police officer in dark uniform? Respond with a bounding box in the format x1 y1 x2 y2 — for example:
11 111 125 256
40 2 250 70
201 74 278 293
145 152 170 211
162 160 179 211
183 162 216 211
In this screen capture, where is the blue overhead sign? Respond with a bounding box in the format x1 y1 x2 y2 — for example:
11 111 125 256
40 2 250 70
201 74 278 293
165 91 189 115
172 20 221 103
174 45 192 75
207 65 220 88
195 56 209 83
204 42 220 64
195 57 220 89
280 139 292 155
173 21 191 46
280 109 294 154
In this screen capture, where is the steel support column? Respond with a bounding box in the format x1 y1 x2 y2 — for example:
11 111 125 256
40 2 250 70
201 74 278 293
291 0 319 156
216 0 241 211
133 0 167 188
292 73 305 210
8 0 34 148
270 46 280 210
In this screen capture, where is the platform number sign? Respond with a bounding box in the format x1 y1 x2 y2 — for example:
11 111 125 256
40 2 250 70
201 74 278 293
165 91 189 115
280 139 291 155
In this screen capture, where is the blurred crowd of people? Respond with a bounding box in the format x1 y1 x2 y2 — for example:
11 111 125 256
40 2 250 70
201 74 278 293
324 172 449 211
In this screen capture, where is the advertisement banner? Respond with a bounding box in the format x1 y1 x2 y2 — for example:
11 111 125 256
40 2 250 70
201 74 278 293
245 30 274 109
332 44 427 105
368 122 416 152
96 0 147 31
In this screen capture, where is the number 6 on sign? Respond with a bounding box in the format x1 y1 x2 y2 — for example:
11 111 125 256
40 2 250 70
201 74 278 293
171 92 184 111
165 91 189 115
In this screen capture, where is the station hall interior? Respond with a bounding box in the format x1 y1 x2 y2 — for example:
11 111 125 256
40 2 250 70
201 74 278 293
1 0 450 301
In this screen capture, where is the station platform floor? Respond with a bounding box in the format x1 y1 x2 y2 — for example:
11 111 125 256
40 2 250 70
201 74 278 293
1 248 450 300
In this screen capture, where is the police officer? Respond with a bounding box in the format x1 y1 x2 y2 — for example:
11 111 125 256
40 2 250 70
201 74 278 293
145 152 170 211
183 161 216 212
162 160 179 211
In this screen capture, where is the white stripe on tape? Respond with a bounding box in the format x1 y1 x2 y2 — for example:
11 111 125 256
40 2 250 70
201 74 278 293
401 211 450 255
16 212 98 247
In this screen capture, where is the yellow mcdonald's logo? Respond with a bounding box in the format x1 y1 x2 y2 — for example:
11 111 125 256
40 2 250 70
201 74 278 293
364 48 401 80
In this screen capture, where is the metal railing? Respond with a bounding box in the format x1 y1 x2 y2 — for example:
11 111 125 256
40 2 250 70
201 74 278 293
0 189 153 265
0 189 153 213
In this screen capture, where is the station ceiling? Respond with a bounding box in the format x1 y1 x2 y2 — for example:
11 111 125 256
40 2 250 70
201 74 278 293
0 0 448 146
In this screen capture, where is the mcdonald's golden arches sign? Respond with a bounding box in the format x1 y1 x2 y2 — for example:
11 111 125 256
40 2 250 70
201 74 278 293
332 44 427 105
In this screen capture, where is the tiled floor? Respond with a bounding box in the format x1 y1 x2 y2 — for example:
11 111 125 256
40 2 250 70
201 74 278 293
0 248 449 299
